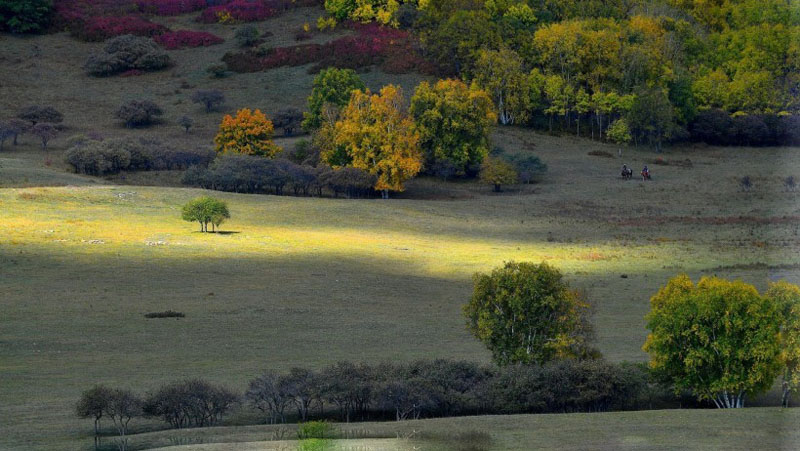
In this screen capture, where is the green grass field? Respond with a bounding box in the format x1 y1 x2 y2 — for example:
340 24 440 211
2 6 800 450
93 408 800 450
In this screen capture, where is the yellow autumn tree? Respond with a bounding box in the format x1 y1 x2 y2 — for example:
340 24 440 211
329 85 422 198
214 108 281 157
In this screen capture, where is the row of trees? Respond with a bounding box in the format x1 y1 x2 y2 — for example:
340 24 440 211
79 359 664 449
464 261 800 409
211 68 543 198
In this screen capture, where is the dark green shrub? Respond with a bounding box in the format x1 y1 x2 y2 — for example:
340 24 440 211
85 35 170 77
0 0 52 33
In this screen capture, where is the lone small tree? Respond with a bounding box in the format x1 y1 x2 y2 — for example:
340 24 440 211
235 24 260 47
191 89 225 113
31 122 57 150
479 156 517 192
17 105 63 126
463 261 596 365
178 115 193 133
181 196 230 232
643 275 783 408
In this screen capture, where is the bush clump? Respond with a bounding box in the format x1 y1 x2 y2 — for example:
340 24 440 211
116 100 163 128
66 137 213 175
154 30 223 50
74 15 168 42
0 0 53 33
85 35 170 77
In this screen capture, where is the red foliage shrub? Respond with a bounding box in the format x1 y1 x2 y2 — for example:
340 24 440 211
222 22 435 75
154 30 224 49
197 0 278 23
74 15 168 41
135 0 209 15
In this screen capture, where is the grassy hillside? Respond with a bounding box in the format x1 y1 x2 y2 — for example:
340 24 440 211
2 128 799 449
1 5 800 451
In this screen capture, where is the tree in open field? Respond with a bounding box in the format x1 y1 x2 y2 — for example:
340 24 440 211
17 105 62 126
85 35 170 77
329 85 422 198
191 89 225 113
464 261 596 365
479 156 517 192
766 281 800 407
643 275 784 408
178 115 193 133
181 197 230 232
0 0 52 34
31 122 57 150
116 100 163 128
143 379 238 428
410 79 496 173
214 108 281 157
302 68 365 130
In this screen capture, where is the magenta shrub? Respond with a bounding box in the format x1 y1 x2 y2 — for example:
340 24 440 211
75 15 168 41
155 30 224 49
135 0 209 15
223 22 434 74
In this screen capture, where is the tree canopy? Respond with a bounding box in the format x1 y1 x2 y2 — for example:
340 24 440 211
303 68 366 130
214 108 281 157
326 85 423 198
464 261 596 365
410 79 496 173
643 275 785 408
181 197 231 233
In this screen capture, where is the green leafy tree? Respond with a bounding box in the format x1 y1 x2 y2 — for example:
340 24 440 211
643 275 783 408
410 79 496 173
473 47 530 125
606 118 631 144
766 281 800 407
479 156 518 192
0 0 52 33
181 197 231 233
626 88 678 152
303 68 366 130
464 261 596 365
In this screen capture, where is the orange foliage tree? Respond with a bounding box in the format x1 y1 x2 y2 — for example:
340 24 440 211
214 108 281 157
327 85 422 198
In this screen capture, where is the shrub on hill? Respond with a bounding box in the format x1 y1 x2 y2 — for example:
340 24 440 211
222 23 434 75
116 99 163 127
154 30 223 49
191 89 226 113
65 137 213 175
85 35 170 76
73 15 167 41
0 0 53 33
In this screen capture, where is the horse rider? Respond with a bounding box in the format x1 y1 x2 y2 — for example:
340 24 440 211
642 165 650 179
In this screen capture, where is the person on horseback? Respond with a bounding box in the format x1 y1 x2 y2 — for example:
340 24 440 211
641 165 650 180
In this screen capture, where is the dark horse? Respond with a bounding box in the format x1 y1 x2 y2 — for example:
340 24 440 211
621 167 633 179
